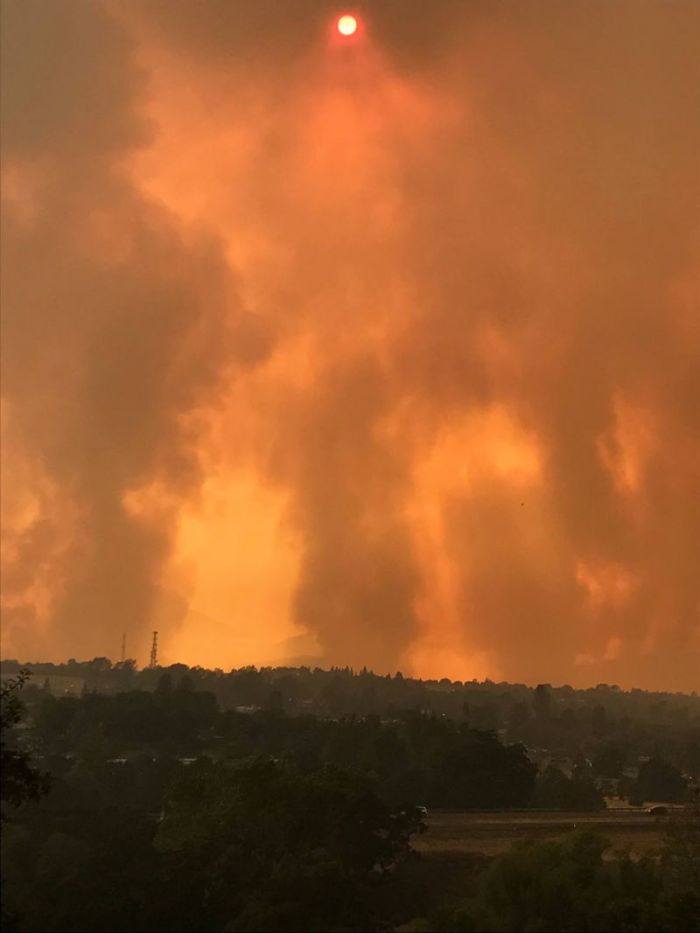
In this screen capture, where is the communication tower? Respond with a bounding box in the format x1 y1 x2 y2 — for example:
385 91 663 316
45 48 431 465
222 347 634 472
149 630 159 668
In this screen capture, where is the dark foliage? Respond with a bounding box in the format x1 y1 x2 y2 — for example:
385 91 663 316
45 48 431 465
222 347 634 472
1 671 50 817
1 661 698 931
426 816 700 932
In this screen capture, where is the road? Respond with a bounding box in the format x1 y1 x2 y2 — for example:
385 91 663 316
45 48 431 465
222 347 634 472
428 809 669 827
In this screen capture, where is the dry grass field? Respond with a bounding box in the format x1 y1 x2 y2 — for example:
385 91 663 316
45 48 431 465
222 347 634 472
413 810 668 859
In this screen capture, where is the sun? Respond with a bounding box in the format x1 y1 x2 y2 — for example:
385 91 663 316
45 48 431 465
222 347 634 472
337 14 358 37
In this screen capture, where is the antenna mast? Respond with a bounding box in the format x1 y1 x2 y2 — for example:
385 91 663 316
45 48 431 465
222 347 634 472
120 632 126 663
149 630 159 668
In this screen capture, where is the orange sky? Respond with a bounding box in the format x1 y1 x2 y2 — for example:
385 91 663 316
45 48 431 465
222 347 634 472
1 1 699 690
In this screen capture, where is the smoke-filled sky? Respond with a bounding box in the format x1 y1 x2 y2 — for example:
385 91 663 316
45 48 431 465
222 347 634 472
1 0 699 690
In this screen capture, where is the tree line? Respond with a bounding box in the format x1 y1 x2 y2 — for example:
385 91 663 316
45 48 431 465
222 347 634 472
3 657 697 782
2 667 699 931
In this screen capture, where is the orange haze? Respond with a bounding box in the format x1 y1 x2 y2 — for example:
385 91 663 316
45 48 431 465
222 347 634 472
1 1 699 690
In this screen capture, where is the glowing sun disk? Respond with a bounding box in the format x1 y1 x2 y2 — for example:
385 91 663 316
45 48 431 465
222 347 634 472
337 14 358 36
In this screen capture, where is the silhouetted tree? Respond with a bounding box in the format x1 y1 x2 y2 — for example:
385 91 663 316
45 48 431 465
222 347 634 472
533 683 553 720
1 671 49 818
636 757 688 804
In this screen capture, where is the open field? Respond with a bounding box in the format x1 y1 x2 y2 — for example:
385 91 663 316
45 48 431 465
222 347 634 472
414 810 669 858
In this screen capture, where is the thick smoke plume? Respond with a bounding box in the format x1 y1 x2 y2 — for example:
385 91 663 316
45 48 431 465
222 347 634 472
2 1 698 689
